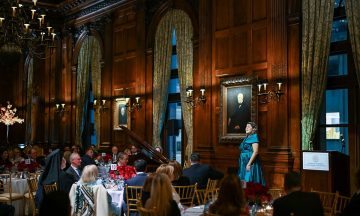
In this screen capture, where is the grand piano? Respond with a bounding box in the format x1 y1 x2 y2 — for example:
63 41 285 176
119 126 169 170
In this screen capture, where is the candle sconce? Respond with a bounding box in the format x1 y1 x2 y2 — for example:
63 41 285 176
125 96 142 112
185 86 206 108
93 99 108 113
257 80 284 103
55 103 68 114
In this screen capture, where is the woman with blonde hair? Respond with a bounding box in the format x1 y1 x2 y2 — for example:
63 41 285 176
69 165 119 216
168 160 190 186
145 173 181 216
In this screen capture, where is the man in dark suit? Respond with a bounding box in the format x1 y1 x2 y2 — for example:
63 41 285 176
66 153 82 182
342 169 360 216
273 171 324 216
122 159 148 215
111 145 120 163
81 147 95 168
227 91 251 134
183 152 224 189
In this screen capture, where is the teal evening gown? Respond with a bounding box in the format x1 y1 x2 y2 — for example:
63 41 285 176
239 133 266 185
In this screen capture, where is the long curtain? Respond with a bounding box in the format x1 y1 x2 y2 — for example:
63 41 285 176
346 0 360 86
75 37 95 147
301 0 334 150
152 12 174 147
90 37 102 148
173 10 194 162
25 58 33 146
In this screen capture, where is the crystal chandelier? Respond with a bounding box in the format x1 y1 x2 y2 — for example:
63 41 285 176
0 0 57 59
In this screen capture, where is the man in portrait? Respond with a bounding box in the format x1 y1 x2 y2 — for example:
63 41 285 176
227 86 251 134
119 104 127 126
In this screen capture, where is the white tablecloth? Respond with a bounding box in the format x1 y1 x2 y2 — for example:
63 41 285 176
11 178 28 216
107 189 124 209
182 205 204 216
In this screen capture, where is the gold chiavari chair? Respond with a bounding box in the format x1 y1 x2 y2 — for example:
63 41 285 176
43 182 58 194
25 177 39 216
268 188 285 200
0 173 24 205
311 188 339 216
125 185 143 216
196 179 219 205
334 194 351 215
174 184 197 207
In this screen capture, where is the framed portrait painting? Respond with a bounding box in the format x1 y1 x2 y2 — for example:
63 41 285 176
219 76 257 143
113 98 131 130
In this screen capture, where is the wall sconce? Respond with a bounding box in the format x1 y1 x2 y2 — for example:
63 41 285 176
125 96 142 112
93 99 108 113
257 80 284 103
185 86 206 108
55 103 68 114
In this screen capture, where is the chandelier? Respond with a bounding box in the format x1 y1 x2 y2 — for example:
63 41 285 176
0 0 57 59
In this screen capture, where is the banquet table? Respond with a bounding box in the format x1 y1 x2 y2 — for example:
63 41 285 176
10 178 28 216
107 188 124 209
182 205 205 216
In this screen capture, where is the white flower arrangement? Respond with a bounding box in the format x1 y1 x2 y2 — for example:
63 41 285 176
0 101 24 125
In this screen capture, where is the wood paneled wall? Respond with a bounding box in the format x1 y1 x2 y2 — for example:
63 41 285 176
0 0 302 188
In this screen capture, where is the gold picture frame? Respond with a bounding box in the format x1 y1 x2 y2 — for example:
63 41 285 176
219 76 257 143
113 98 131 130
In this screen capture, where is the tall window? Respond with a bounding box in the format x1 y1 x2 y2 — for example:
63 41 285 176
318 0 355 155
164 29 183 162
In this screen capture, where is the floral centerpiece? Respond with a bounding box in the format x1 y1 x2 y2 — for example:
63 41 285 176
109 165 136 180
17 160 39 173
244 182 272 206
0 101 24 143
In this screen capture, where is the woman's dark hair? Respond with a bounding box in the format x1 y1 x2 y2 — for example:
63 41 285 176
39 191 71 216
209 174 245 216
247 122 258 134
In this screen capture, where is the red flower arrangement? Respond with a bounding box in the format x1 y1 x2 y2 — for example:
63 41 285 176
109 165 136 180
17 161 39 173
103 154 112 163
244 182 272 205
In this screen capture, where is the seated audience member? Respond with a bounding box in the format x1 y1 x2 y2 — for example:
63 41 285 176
122 159 148 216
156 164 183 210
39 190 71 216
208 174 248 216
155 146 163 154
111 145 120 163
142 173 156 206
109 152 136 180
66 153 82 182
71 145 80 153
273 171 324 216
0 149 13 172
123 148 131 156
81 147 96 168
69 165 119 216
125 159 148 186
128 145 147 166
183 152 224 189
342 169 360 216
35 149 63 207
10 147 24 165
145 173 181 216
169 160 190 186
59 156 75 194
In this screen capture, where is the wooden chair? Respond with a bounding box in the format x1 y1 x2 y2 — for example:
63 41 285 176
196 179 219 205
43 182 58 194
174 184 197 207
0 173 24 205
268 188 285 200
25 177 39 216
311 188 339 216
125 185 143 216
334 194 351 215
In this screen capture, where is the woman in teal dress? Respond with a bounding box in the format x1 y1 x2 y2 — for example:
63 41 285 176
239 122 266 185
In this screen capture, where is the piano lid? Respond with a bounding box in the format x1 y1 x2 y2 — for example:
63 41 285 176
119 125 169 164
